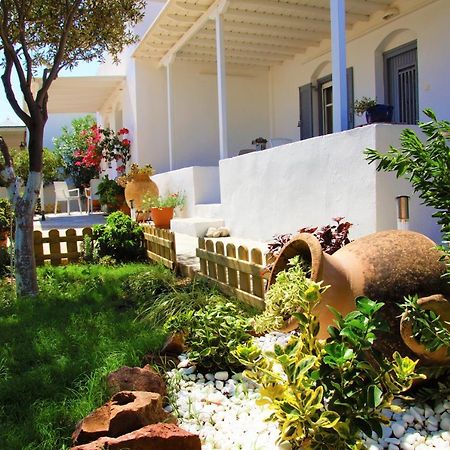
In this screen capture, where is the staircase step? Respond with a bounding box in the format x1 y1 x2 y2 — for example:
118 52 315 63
171 217 225 237
193 203 222 219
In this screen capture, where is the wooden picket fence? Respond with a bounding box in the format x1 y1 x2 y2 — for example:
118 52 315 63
34 227 92 266
142 224 177 270
196 237 267 308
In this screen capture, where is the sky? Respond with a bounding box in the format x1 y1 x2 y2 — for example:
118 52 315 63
0 60 100 125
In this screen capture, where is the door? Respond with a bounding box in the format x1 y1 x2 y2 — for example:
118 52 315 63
384 41 419 124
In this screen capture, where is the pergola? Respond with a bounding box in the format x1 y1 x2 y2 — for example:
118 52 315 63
133 0 398 168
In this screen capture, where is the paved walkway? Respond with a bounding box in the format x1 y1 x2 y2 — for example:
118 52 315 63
34 212 106 232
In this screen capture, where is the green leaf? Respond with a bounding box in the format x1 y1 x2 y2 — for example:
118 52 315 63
366 385 383 409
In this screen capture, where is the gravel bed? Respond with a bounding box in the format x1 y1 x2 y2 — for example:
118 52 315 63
166 332 450 450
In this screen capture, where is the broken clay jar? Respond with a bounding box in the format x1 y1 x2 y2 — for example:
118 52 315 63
268 230 450 364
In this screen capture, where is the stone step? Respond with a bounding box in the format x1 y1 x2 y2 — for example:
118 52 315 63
171 217 225 237
193 203 222 219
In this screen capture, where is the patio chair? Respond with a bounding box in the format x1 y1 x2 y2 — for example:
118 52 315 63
53 181 82 214
85 178 101 214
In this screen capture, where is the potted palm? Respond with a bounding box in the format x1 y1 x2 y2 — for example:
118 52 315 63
142 191 185 229
353 97 393 124
96 175 125 214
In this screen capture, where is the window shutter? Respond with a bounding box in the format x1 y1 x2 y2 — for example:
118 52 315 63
299 83 313 140
347 67 354 129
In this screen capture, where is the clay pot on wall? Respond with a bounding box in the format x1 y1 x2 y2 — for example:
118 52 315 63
151 207 174 229
124 173 159 212
268 230 450 365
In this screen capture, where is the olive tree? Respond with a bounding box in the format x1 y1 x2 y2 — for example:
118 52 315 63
0 0 145 295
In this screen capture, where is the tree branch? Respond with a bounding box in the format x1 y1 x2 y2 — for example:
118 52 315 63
37 0 82 104
1 56 31 127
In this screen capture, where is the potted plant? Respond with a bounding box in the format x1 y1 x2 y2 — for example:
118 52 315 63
353 96 393 124
142 191 185 229
117 163 159 212
0 199 13 247
96 175 125 214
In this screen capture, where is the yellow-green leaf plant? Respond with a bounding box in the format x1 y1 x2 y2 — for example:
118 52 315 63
254 256 328 334
236 292 424 449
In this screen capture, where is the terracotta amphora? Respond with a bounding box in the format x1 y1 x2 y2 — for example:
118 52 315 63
268 230 450 364
124 173 159 212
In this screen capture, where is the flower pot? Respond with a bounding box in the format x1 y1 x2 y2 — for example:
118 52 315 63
365 104 394 123
268 230 450 364
151 207 174 229
124 173 158 212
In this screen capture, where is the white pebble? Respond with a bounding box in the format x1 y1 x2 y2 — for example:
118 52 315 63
441 416 450 431
387 444 399 450
392 422 405 438
205 373 215 381
214 371 229 381
215 380 224 390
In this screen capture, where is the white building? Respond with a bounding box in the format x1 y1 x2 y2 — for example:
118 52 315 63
46 0 450 242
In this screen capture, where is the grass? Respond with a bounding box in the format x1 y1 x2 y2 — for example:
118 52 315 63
0 263 168 450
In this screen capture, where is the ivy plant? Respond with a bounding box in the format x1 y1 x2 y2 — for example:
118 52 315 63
254 256 327 334
165 301 253 371
236 296 424 449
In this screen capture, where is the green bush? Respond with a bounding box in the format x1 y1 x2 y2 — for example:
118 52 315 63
96 175 124 212
10 147 63 186
166 301 253 371
237 288 423 449
0 198 13 232
92 212 144 262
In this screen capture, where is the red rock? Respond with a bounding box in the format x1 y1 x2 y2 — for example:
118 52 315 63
72 391 176 445
107 365 166 397
160 332 186 355
71 423 201 450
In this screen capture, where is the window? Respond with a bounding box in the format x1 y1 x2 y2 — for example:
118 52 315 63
299 68 354 140
384 41 418 124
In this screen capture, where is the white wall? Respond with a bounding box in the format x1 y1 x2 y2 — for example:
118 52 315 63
44 112 94 149
219 124 440 243
270 0 450 141
152 166 220 218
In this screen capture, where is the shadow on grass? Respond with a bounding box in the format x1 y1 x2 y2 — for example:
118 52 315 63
0 264 167 450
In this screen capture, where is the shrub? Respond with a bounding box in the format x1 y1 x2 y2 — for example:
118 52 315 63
92 212 144 262
0 198 13 232
236 296 424 449
96 175 125 213
166 301 253 371
254 256 327 334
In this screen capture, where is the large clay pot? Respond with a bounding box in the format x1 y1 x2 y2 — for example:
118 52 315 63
268 230 450 364
124 173 159 211
151 207 174 229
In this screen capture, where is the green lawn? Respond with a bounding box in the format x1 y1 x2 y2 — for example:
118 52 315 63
0 264 168 450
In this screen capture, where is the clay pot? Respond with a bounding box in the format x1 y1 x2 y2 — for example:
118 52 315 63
400 294 450 364
151 207 174 229
124 173 159 211
268 230 450 363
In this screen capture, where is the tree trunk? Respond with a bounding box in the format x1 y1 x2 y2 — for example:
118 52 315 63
14 171 41 296
12 123 44 296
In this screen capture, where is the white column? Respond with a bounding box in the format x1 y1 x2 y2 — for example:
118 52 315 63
330 0 348 132
215 10 228 160
166 58 175 170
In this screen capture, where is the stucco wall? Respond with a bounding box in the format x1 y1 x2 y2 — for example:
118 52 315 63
152 166 220 218
219 124 439 243
270 0 450 141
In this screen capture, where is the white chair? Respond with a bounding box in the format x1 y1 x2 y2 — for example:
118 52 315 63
53 181 82 214
85 178 101 214
268 137 293 148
